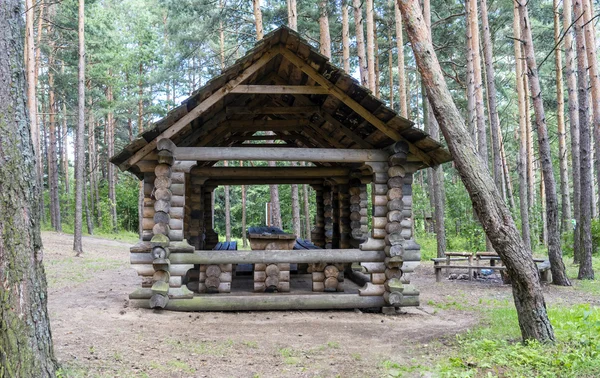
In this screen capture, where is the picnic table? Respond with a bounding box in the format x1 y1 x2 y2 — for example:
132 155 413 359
247 226 297 250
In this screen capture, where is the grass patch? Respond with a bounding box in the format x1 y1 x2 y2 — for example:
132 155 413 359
45 256 124 288
384 304 600 378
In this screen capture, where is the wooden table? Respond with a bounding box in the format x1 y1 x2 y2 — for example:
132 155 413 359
247 226 295 292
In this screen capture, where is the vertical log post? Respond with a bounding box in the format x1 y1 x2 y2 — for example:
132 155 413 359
338 183 351 249
189 177 207 250
149 139 176 309
323 184 334 249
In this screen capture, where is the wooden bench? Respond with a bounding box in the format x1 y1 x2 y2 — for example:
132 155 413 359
433 252 552 284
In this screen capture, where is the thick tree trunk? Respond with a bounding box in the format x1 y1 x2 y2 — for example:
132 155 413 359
574 0 594 279
365 0 376 93
563 0 579 259
342 0 350 72
398 0 555 342
554 0 571 233
388 23 394 109
73 0 85 255
287 0 297 31
518 0 570 286
395 0 408 118
480 0 502 194
373 17 380 98
0 0 58 373
353 0 369 87
319 0 331 58
514 6 531 251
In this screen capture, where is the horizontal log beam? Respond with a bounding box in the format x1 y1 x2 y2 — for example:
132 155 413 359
130 293 387 311
167 249 385 264
229 85 328 94
226 106 320 115
205 178 328 185
223 119 309 129
167 147 388 163
190 167 351 178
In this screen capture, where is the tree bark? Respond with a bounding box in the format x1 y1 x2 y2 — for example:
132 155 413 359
241 161 248 248
287 0 297 31
342 0 350 72
73 0 85 255
465 0 477 144
573 0 594 279
554 0 571 233
422 0 445 258
290 162 302 238
564 0 580 263
301 162 311 241
47 43 61 232
480 0 502 194
0 0 58 372
106 83 117 232
514 7 532 251
224 161 231 242
583 0 600 226
468 0 487 162
319 0 331 58
398 0 555 342
253 0 264 40
365 0 376 93
353 0 369 87
518 0 570 286
395 0 408 118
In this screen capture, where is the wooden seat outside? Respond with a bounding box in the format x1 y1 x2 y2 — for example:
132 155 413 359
433 251 552 284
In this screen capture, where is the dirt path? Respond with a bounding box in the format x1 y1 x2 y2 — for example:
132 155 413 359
43 232 596 377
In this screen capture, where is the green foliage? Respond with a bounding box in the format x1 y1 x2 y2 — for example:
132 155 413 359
383 304 600 378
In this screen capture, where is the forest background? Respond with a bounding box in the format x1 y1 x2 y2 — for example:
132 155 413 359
30 0 600 261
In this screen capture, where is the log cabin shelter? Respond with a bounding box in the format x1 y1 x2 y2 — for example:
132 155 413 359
110 25 452 312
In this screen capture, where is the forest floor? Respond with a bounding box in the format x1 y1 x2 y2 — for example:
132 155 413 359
43 231 599 378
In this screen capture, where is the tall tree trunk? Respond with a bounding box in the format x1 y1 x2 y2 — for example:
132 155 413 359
48 48 61 232
240 160 248 248
223 161 231 242
525 78 535 213
468 0 487 162
0 0 58 372
518 0 571 286
138 64 144 238
563 0 580 262
341 0 350 72
26 0 42 204
73 0 85 255
574 0 594 279
374 17 380 98
423 0 445 258
365 0 376 93
60 62 70 195
301 162 311 241
290 162 302 238
353 0 369 86
106 84 117 232
465 0 477 143
394 0 408 118
398 0 555 342
387 19 394 109
583 0 600 224
318 0 331 58
287 0 297 31
554 0 571 233
86 84 96 229
480 0 502 193
252 0 264 40
499 132 516 211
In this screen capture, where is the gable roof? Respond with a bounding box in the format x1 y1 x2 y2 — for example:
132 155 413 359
111 26 452 177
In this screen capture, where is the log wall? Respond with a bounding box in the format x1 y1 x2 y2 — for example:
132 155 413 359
311 185 325 247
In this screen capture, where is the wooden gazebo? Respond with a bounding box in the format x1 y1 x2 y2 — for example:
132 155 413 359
111 26 451 312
